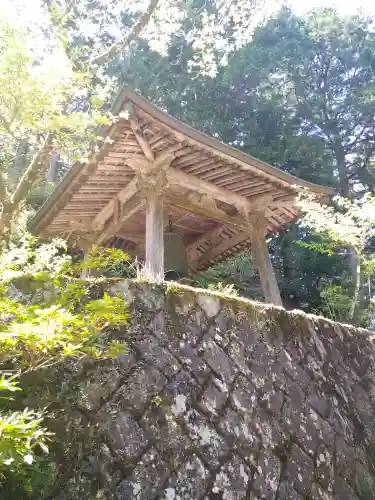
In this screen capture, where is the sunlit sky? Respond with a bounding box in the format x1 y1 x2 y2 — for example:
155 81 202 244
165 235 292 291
1 0 375 27
0 0 374 64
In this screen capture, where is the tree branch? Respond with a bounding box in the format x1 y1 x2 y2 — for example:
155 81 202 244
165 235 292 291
90 0 160 67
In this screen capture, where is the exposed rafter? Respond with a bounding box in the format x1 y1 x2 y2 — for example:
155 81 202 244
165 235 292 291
196 231 250 268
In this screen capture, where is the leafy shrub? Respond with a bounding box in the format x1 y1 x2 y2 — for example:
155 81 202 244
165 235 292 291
0 236 130 496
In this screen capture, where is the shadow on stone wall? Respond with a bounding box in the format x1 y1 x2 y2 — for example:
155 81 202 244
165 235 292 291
18 280 375 499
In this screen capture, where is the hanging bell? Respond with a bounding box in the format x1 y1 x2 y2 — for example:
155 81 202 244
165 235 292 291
164 231 189 281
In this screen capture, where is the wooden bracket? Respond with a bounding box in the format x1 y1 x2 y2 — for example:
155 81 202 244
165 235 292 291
136 167 168 200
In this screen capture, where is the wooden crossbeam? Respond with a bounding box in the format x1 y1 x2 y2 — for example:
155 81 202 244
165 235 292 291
165 194 249 232
94 195 144 245
127 157 276 218
91 177 139 231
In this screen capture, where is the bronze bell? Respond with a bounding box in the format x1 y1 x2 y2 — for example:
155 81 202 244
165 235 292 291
164 230 189 281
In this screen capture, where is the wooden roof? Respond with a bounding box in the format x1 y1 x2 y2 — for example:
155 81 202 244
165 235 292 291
29 88 334 271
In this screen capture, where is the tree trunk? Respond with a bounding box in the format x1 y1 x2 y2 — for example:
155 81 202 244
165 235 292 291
333 140 349 197
349 248 361 321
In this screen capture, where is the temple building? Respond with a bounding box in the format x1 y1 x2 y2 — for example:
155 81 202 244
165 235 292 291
29 88 334 306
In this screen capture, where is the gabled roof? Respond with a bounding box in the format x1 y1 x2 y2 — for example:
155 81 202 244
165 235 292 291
29 87 334 270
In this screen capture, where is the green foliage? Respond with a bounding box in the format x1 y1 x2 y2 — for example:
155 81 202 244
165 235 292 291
315 284 353 322
294 238 336 257
299 194 375 321
0 19 108 149
0 237 130 494
0 377 51 475
194 252 262 300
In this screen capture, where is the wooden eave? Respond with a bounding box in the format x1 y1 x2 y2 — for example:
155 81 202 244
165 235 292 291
28 87 334 270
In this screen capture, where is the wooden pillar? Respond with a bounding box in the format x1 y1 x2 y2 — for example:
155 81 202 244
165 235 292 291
145 192 164 280
138 168 167 282
249 215 283 306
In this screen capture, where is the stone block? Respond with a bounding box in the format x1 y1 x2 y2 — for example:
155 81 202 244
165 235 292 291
163 370 201 415
168 338 210 382
251 450 280 499
196 293 221 318
140 406 192 470
77 359 135 411
274 482 303 500
115 448 169 499
212 455 251 499
311 483 334 500
112 365 167 413
199 377 229 415
259 387 284 415
201 334 237 384
135 334 180 378
281 400 319 457
184 409 229 468
315 445 334 491
162 455 210 500
227 338 252 377
335 436 356 483
278 349 311 390
218 407 260 456
307 384 330 419
107 411 147 459
214 308 235 335
253 409 288 451
231 375 258 415
184 308 209 346
284 443 314 496
235 320 261 347
333 476 359 500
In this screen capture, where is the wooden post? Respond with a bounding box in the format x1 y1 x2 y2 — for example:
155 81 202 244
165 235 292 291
144 192 164 280
138 168 166 281
249 215 283 306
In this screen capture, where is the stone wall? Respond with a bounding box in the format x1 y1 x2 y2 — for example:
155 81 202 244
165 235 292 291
21 281 375 499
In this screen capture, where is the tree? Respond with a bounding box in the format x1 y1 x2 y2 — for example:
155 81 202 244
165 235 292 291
299 194 375 321
247 7 375 196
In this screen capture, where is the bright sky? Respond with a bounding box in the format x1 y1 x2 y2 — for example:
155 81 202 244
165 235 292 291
0 0 374 63
1 0 375 27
